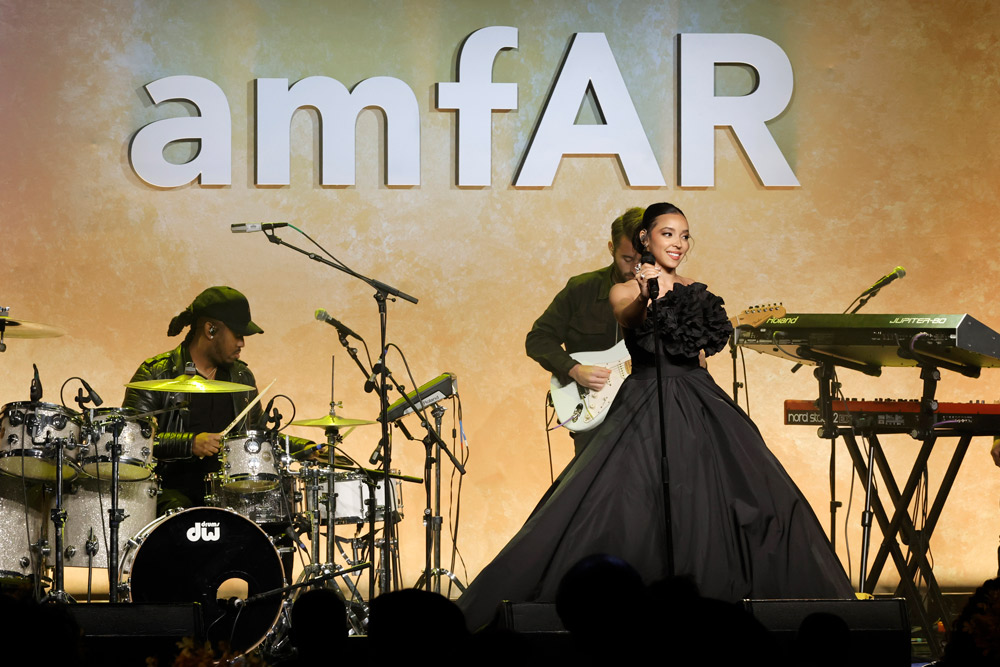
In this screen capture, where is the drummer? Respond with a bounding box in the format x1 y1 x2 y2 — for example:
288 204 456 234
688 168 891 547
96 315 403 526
123 286 314 515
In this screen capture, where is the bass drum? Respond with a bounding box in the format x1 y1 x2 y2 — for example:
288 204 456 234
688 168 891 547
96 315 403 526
120 507 284 653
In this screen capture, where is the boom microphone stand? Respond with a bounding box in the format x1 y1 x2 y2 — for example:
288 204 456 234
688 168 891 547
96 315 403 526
249 223 417 597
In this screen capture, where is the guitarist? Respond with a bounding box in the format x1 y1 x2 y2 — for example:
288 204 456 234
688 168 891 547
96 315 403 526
525 208 643 455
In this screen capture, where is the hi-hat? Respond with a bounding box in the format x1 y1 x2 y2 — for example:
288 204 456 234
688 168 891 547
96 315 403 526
125 375 255 393
290 414 377 428
0 316 66 339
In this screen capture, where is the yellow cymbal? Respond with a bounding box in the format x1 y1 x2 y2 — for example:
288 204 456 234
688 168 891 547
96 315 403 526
125 375 255 393
289 414 377 428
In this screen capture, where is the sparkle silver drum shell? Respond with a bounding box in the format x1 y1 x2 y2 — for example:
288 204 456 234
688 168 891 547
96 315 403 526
0 401 80 481
63 476 159 569
205 472 293 529
79 408 155 481
119 507 284 653
220 430 279 493
319 469 404 525
0 474 47 578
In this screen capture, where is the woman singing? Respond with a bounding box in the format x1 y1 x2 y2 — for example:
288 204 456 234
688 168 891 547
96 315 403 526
457 203 853 629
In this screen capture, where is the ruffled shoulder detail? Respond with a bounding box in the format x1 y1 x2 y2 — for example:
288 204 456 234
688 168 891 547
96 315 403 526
633 282 733 359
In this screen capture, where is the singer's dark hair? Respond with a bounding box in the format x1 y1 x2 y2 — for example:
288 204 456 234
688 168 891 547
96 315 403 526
632 202 686 254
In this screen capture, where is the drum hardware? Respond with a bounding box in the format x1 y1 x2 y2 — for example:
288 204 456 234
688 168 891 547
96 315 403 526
39 431 75 603
42 384 134 604
256 560 372 657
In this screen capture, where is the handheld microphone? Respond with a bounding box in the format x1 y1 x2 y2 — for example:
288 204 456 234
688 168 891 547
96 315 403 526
314 309 363 340
231 222 289 233
640 252 659 300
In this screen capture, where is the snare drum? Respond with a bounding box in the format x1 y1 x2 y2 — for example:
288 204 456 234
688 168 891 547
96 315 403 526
63 476 159 569
119 507 284 653
79 408 155 481
0 401 80 481
0 474 47 578
220 430 278 493
318 470 404 525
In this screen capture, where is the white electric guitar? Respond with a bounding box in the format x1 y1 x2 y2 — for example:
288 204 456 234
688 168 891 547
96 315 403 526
549 303 785 432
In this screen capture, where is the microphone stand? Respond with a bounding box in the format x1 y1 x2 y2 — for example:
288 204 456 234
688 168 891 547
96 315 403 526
646 280 674 577
258 226 417 598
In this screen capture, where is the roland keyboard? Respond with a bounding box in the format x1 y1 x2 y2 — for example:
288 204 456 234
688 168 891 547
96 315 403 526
737 313 1000 373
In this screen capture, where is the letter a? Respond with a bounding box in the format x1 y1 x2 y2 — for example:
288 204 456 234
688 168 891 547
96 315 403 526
130 76 232 188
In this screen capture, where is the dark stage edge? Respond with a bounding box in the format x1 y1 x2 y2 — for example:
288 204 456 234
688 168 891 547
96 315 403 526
45 595 967 666
498 598 914 667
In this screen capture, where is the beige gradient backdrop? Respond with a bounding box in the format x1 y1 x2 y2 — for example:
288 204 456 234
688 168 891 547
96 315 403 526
3 0 1000 596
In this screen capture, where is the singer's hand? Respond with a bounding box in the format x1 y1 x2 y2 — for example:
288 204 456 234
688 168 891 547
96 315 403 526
193 432 223 458
633 263 661 299
568 364 612 392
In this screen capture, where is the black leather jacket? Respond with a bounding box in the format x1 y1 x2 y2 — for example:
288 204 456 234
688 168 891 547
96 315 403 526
122 344 262 461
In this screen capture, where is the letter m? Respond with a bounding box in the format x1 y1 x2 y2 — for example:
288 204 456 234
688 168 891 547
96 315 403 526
256 76 420 186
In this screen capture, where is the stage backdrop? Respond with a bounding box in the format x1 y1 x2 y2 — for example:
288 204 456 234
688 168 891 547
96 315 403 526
3 0 1000 596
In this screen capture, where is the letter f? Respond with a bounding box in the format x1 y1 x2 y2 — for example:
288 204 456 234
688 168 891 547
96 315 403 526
436 26 518 187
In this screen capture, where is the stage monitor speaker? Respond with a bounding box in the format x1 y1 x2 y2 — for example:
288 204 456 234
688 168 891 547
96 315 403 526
743 597 909 667
68 603 203 667
496 600 567 633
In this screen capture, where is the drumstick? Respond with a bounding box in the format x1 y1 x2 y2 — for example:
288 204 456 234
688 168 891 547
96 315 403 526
220 378 276 438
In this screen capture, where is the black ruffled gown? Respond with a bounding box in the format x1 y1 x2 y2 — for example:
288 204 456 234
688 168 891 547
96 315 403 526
457 283 853 629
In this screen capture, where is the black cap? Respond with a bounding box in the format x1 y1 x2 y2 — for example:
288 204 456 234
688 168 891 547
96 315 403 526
168 286 263 337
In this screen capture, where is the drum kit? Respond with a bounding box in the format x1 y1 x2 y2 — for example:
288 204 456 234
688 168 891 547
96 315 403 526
0 310 428 654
